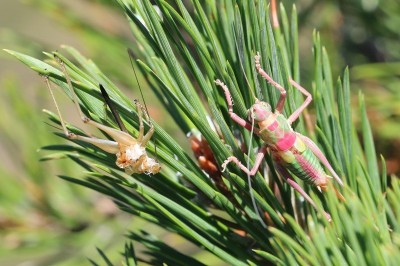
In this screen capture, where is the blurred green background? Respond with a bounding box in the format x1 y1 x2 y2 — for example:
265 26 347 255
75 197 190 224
0 1 188 265
1 0 399 265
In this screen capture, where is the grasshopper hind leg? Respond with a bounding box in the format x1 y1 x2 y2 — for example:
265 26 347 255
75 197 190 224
44 76 121 154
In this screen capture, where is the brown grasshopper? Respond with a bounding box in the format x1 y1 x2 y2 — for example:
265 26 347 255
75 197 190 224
45 54 160 175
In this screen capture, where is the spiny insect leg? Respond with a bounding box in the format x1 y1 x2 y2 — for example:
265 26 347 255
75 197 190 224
51 54 135 149
222 146 267 175
44 77 120 154
254 52 287 113
274 164 332 221
287 78 312 124
215 79 259 134
54 54 89 124
298 134 344 186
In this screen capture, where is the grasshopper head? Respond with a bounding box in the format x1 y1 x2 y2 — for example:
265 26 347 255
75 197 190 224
248 100 272 122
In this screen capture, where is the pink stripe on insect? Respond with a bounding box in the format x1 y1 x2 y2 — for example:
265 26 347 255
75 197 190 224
296 153 317 179
276 132 296 151
267 120 278 131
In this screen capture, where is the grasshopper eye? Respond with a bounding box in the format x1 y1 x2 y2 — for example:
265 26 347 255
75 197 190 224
248 102 271 122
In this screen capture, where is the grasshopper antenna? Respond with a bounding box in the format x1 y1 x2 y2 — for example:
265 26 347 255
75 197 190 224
247 109 267 228
127 48 150 117
99 84 128 133
231 26 265 226
127 48 158 159
232 23 259 101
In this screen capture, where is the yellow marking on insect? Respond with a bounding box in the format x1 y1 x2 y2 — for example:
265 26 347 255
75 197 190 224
277 150 296 163
294 136 306 153
258 113 277 129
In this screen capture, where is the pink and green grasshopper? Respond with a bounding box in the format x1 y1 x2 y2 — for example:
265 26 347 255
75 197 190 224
215 53 344 220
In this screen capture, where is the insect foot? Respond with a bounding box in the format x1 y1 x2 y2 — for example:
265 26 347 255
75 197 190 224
221 156 239 172
254 52 261 70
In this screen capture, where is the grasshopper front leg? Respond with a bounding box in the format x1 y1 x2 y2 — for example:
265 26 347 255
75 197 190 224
215 79 260 135
255 53 313 125
221 146 268 175
255 53 287 113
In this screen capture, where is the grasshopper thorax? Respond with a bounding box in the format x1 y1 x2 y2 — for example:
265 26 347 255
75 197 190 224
248 100 272 122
